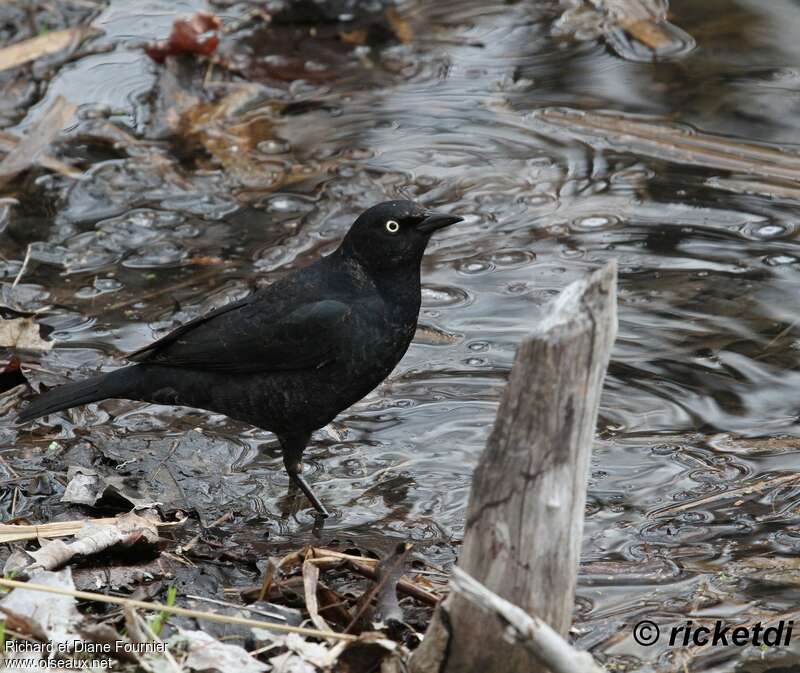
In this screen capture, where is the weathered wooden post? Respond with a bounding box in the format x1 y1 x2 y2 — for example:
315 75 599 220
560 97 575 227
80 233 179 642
411 262 617 673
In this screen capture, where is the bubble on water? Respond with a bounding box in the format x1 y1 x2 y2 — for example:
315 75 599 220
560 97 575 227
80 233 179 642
75 277 123 300
572 214 621 232
257 138 291 155
124 242 186 268
742 222 789 240
756 224 786 238
421 285 470 307
561 246 585 259
490 249 536 268
506 282 529 294
610 166 655 184
523 194 558 209
263 195 315 213
763 254 799 266
464 357 485 366
457 259 494 275
468 341 489 352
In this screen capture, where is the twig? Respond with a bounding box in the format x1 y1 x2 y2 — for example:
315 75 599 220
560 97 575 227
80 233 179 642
256 559 275 603
11 244 31 288
177 511 233 554
0 515 185 543
0 454 19 479
348 559 440 607
0 577 357 642
184 594 288 622
450 567 606 673
655 472 800 517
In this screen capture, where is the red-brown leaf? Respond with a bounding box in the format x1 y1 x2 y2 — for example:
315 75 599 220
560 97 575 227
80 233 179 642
145 11 221 64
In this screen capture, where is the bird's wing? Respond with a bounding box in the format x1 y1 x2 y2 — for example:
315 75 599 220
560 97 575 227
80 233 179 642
127 298 351 374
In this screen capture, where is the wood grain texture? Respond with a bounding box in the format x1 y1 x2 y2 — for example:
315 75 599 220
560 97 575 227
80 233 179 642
412 261 617 673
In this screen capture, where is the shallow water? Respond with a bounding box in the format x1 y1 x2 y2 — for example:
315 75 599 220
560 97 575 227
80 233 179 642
4 0 800 670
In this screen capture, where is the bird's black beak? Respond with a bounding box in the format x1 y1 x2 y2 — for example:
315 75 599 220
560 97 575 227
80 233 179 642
417 211 463 234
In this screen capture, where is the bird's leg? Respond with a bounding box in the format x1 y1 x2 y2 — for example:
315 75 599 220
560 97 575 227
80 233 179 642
278 431 330 518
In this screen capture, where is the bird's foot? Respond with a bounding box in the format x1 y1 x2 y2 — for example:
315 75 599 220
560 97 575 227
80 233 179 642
290 471 330 518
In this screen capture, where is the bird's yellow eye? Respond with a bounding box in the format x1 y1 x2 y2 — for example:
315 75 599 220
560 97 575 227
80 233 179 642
385 220 400 233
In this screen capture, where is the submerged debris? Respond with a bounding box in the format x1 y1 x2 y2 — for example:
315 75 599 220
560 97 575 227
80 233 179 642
0 25 97 73
553 0 695 61
0 96 78 187
0 541 435 672
0 316 52 352
534 107 800 187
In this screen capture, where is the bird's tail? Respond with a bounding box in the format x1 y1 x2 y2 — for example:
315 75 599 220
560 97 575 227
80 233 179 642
16 367 138 423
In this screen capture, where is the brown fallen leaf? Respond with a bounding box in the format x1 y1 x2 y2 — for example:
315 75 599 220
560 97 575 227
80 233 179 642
146 11 221 64
0 26 96 73
618 17 672 50
415 324 461 346
0 316 52 351
0 95 77 187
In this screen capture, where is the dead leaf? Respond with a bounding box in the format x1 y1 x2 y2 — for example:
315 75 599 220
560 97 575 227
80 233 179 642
259 632 333 671
415 324 461 346
73 555 176 593
0 316 52 351
303 560 334 634
146 12 221 64
0 568 83 648
348 543 411 633
4 511 160 578
62 466 159 509
385 7 413 43
167 629 269 673
618 17 672 50
0 27 96 73
372 543 411 623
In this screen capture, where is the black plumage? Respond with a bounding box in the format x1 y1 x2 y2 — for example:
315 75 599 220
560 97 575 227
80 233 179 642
17 200 463 516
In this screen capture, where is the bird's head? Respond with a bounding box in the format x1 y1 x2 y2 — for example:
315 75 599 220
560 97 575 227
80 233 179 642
340 200 462 271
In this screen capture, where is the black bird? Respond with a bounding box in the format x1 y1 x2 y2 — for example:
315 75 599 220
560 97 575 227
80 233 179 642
17 201 462 517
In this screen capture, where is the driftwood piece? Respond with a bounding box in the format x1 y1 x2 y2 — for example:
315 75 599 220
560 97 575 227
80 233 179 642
0 26 96 73
449 568 606 673
535 107 800 184
412 262 617 673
